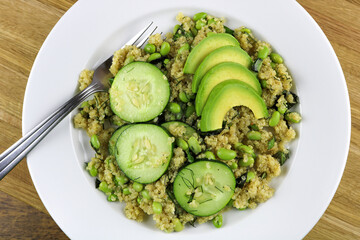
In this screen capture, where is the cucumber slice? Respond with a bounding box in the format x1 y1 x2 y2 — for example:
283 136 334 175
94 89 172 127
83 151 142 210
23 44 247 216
109 62 170 123
161 121 198 141
115 124 173 184
108 124 132 156
173 160 236 217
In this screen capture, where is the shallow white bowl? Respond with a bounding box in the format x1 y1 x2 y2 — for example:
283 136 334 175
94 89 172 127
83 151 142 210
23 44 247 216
23 0 350 239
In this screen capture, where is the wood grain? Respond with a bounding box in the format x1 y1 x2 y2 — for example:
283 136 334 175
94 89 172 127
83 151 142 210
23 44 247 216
0 0 359 239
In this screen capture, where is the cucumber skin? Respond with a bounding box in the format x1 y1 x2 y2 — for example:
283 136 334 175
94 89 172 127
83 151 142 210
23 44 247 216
173 160 236 217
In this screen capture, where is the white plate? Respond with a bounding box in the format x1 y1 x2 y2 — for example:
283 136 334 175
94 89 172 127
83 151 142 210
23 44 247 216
23 0 350 239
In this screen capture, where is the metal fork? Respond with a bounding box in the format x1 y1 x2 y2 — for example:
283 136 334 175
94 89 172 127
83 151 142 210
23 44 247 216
0 22 158 180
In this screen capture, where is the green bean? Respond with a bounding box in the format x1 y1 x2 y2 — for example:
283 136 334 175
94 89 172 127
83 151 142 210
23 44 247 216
89 165 98 177
185 105 195 118
168 102 181 114
240 28 251 33
246 171 255 182
160 42 170 56
193 12 207 21
270 52 284 64
98 182 111 193
268 137 275 150
107 194 118 202
269 111 281 127
188 136 201 154
235 143 255 157
141 189 151 200
124 55 134 65
230 162 238 170
239 155 255 167
176 138 189 151
144 43 156 54
179 92 189 103
173 24 180 35
178 43 190 54
212 215 223 228
173 218 184 232
163 58 170 65
195 20 206 30
147 53 161 62
123 187 131 195
247 131 262 140
258 46 269 59
285 112 302 123
132 182 143 192
115 175 128 186
217 148 237 160
152 201 163 214
204 151 216 160
90 134 100 150
208 18 216 25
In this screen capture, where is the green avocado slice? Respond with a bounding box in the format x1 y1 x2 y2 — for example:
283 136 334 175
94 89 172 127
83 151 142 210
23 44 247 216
183 33 239 74
200 80 268 132
195 62 262 116
192 46 253 93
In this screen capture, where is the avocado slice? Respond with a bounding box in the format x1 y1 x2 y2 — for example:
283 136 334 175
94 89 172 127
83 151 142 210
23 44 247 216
200 80 268 132
195 62 262 116
183 33 239 74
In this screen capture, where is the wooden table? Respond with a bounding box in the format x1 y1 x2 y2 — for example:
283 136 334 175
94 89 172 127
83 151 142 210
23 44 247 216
0 0 359 239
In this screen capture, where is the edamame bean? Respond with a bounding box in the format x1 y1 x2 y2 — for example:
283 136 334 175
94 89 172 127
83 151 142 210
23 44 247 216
268 137 275 150
173 218 184 232
144 43 156 54
152 201 163 214
176 138 189 151
260 79 267 88
247 131 262 140
115 175 128 186
188 136 201 154
193 12 207 21
107 194 118 202
195 20 206 30
160 42 170 56
270 52 284 64
133 182 143 192
185 105 195 118
163 59 170 65
278 104 287 115
141 189 151 200
173 24 180 34
123 187 131 195
269 111 281 127
137 197 142 204
239 155 255 167
204 151 216 160
147 53 161 62
270 62 276 69
212 215 223 228
285 112 302 123
246 171 255 182
99 182 111 193
81 101 89 108
230 162 238 169
178 43 190 54
90 134 100 150
258 46 269 59
217 148 237 160
238 207 247 211
235 143 255 157
179 92 189 103
240 28 251 33
190 27 198 36
208 18 216 25
124 55 134 65
168 102 181 114
89 165 98 177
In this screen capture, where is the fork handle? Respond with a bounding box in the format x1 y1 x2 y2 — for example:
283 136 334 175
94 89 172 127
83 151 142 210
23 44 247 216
0 84 101 180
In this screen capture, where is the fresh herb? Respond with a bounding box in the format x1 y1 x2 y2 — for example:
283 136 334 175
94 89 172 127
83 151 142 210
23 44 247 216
273 151 290 165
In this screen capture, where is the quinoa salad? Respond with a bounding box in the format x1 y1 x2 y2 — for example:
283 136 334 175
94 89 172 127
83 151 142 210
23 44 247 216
73 12 301 232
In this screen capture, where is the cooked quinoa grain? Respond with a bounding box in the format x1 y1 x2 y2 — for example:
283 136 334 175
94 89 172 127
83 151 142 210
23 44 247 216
74 12 300 232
